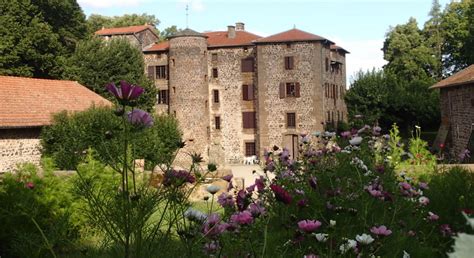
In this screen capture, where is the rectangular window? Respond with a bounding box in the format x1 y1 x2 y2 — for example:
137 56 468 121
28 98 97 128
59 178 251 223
242 84 254 100
280 82 300 98
325 58 329 72
245 142 256 156
157 90 169 104
147 66 154 80
286 83 296 96
242 112 256 129
215 116 221 130
241 58 254 72
284 56 294 70
213 89 219 103
287 112 296 128
156 65 167 79
212 53 218 62
212 68 218 78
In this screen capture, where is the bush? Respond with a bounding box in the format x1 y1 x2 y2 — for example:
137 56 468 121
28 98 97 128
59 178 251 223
0 162 79 258
41 106 181 170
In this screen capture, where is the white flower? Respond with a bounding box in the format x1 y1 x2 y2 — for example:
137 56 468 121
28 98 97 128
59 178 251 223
330 220 336 227
184 208 207 222
206 185 221 195
448 233 474 258
403 250 410 258
419 196 430 206
356 233 374 245
349 136 363 146
463 212 474 228
339 239 357 254
314 233 329 242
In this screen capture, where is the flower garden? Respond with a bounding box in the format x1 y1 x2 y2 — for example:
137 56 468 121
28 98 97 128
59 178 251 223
0 82 473 258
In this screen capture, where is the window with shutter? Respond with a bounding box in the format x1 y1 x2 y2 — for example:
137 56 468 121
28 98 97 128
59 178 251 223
287 113 296 128
147 66 154 80
242 112 256 129
156 65 167 79
241 58 254 72
279 83 286 99
242 84 254 100
213 90 219 103
295 82 300 97
284 56 294 70
157 90 169 104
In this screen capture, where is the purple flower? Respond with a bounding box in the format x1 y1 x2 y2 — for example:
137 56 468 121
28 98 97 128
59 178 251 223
230 211 253 225
418 182 429 190
236 189 251 211
163 170 195 187
270 184 292 204
297 199 308 208
372 126 381 136
203 240 220 254
427 211 439 221
459 149 471 161
370 225 392 236
341 131 351 138
221 174 233 182
217 192 235 208
440 224 453 237
106 81 144 102
203 213 224 237
25 182 34 189
127 109 153 127
247 203 266 217
297 219 322 233
419 196 430 206
255 176 265 192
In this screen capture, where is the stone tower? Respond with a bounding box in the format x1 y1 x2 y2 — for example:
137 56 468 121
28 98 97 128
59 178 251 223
168 29 210 163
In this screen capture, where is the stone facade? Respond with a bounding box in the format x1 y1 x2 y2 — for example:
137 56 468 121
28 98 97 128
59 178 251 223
0 128 42 173
138 25 348 165
439 84 474 159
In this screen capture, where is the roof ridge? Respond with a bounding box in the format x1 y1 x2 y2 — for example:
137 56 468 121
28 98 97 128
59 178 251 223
0 75 79 84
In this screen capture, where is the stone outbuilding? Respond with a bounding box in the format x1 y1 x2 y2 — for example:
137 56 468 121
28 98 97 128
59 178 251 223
431 65 474 162
0 76 111 172
95 24 159 50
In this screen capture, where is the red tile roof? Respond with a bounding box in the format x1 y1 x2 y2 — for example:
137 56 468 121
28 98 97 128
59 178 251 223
431 65 474 89
143 41 170 52
205 31 261 47
95 25 154 36
331 44 350 54
0 76 111 128
254 28 333 44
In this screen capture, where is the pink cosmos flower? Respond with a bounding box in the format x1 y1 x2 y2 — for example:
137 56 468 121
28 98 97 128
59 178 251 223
217 192 235 208
230 211 253 225
427 211 439 221
419 196 430 206
399 182 412 190
203 213 224 237
440 224 453 237
255 176 265 192
418 182 429 190
370 225 392 236
304 254 319 258
127 109 153 127
247 203 266 217
221 174 233 182
341 131 351 138
297 219 322 233
309 176 318 189
106 81 144 102
203 240 220 254
163 170 195 187
25 182 34 189
270 184 292 204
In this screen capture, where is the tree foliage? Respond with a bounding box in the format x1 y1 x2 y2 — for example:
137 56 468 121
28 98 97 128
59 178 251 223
86 13 160 35
64 37 157 111
0 0 87 78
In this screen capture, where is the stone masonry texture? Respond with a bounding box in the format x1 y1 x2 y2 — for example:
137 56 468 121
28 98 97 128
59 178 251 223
0 128 42 173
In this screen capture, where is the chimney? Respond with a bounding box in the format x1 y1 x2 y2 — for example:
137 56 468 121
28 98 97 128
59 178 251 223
235 22 245 31
227 25 236 38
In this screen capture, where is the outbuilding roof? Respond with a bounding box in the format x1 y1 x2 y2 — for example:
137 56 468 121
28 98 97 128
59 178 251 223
95 25 154 36
253 28 333 44
431 65 474 89
0 76 111 128
205 31 261 48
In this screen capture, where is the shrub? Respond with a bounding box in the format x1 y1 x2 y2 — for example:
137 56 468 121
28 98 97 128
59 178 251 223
41 106 181 170
0 162 79 258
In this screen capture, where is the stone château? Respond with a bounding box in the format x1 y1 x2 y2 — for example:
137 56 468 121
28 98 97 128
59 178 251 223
95 23 349 164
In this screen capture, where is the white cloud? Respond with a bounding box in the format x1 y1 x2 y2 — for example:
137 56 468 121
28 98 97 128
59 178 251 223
78 0 149 8
330 37 387 85
178 0 205 12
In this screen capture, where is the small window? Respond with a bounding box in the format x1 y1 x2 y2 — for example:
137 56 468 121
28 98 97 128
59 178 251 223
280 82 300 98
215 116 221 130
242 112 256 129
287 112 296 128
327 111 331 122
245 142 256 156
157 90 169 104
213 89 219 103
242 84 254 101
241 58 254 72
147 66 154 80
286 43 291 48
156 65 167 79
212 53 218 62
284 56 294 70
286 83 296 96
212 68 218 78
325 58 329 72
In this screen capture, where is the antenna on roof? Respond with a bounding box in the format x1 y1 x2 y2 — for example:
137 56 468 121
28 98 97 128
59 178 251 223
185 4 189 28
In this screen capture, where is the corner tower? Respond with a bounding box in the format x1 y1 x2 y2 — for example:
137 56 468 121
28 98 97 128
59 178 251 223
168 29 210 162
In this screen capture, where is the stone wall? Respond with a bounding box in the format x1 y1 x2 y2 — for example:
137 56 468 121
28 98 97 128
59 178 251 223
256 42 326 158
169 36 209 165
207 47 257 164
0 128 42 173
440 84 474 158
137 29 159 49
324 48 348 127
144 52 169 114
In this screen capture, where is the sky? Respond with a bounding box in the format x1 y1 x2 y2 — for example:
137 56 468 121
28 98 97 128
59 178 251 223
78 0 452 84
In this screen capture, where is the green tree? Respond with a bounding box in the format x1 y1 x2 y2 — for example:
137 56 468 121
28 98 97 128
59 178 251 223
440 0 472 74
86 13 160 34
0 0 87 78
159 25 180 41
64 37 157 111
424 0 444 79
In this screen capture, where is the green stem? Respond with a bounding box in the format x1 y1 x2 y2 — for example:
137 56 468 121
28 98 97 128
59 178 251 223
30 217 57 258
